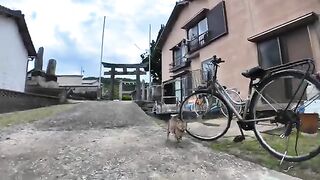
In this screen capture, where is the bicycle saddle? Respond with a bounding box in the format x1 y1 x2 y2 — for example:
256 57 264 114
241 66 267 79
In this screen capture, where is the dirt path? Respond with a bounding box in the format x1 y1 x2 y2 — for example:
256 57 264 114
0 101 299 179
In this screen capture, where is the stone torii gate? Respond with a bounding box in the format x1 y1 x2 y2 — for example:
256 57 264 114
102 62 147 100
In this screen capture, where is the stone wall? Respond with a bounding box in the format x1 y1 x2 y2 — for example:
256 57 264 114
0 89 61 114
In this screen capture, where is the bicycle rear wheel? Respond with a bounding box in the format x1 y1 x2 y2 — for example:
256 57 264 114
179 90 232 141
249 70 320 162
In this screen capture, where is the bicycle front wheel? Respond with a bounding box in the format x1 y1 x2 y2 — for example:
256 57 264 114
179 90 232 141
249 70 320 162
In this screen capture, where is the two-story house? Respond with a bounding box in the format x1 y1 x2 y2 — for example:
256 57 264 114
0 5 36 92
156 0 320 103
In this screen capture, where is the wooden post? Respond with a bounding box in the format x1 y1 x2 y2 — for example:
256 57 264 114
136 68 141 100
119 80 123 101
110 67 115 100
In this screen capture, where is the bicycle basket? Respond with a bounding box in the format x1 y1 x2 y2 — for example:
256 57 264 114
190 69 206 90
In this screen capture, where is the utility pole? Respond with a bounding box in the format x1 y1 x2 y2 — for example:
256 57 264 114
98 16 106 99
148 24 152 87
81 66 84 76
148 24 152 101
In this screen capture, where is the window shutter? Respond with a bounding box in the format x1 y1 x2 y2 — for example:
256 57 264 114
207 1 228 40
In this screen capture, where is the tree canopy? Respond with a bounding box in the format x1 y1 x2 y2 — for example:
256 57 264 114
141 25 164 84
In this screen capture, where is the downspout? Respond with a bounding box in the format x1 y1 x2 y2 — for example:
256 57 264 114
24 56 35 92
315 14 320 71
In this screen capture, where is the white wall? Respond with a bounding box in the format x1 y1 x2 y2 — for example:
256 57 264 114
0 15 28 92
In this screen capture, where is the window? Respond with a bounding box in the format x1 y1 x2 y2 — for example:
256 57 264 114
181 73 193 99
171 41 189 71
258 27 312 68
163 81 176 104
201 59 215 83
174 74 193 102
198 18 209 45
173 46 185 67
183 1 228 52
188 18 209 51
175 78 182 102
257 27 313 103
258 38 282 69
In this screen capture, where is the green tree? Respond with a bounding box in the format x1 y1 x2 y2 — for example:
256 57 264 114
141 25 164 84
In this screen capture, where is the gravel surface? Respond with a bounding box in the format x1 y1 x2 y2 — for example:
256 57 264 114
0 101 299 180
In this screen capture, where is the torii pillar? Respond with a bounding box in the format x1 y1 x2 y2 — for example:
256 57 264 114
110 67 115 100
135 67 141 101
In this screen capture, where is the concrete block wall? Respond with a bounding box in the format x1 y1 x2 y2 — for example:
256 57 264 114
0 89 61 114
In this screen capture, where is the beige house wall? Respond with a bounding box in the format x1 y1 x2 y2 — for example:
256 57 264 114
161 0 320 97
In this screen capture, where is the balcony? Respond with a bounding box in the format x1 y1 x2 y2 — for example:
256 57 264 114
188 31 211 53
170 56 191 72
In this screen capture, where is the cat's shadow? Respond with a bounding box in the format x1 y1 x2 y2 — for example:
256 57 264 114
165 137 193 149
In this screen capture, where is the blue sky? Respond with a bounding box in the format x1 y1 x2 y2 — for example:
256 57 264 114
0 0 176 80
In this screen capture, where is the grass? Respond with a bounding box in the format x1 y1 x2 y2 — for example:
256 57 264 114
261 130 320 157
211 137 320 179
0 104 75 128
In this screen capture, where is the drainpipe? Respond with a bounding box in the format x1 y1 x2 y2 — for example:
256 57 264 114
316 15 320 71
24 56 35 92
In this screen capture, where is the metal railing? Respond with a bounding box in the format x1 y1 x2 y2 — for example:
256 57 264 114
188 31 210 52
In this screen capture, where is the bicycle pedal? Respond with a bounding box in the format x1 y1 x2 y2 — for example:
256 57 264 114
233 135 245 143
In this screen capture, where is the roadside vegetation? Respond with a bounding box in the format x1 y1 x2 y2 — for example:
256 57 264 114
0 104 74 128
211 137 320 180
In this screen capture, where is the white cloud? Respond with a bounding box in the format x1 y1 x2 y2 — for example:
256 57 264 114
0 0 176 77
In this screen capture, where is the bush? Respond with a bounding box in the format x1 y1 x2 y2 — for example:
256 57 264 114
122 95 132 101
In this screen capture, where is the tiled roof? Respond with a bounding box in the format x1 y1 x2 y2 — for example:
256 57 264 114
0 5 36 56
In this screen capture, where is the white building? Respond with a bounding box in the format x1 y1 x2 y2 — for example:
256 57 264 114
57 75 99 97
57 75 83 87
82 79 99 86
0 5 36 92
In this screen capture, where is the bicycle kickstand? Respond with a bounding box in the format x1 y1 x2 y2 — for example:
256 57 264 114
233 125 246 143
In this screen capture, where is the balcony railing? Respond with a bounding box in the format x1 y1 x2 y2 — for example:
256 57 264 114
188 31 210 52
169 56 190 72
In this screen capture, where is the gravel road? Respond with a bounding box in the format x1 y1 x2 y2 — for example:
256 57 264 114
0 101 299 180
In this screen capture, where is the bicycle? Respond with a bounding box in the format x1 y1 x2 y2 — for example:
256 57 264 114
220 87 244 118
179 55 320 162
189 87 244 118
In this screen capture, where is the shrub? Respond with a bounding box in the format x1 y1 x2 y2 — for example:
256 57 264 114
122 95 132 101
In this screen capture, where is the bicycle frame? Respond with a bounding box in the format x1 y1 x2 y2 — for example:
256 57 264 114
212 80 247 121
209 77 281 128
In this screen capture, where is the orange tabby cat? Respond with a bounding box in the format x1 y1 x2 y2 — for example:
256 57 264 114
167 114 187 142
